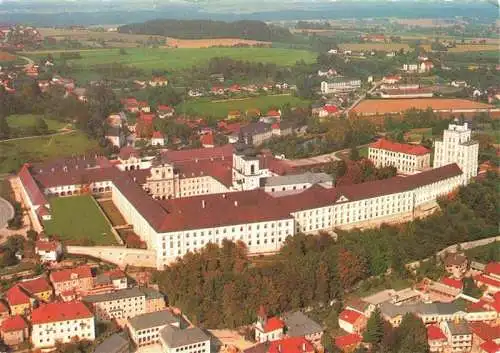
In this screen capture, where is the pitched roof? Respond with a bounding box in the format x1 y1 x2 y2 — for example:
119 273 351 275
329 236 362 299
160 326 210 348
161 144 233 163
282 311 323 337
474 274 500 288
323 105 338 113
18 164 48 206
50 265 92 283
263 317 285 333
200 133 214 147
485 262 500 276
370 139 431 156
266 110 281 117
444 252 468 266
480 341 500 353
469 322 500 342
119 146 140 160
35 240 59 252
427 325 446 341
268 337 314 353
83 287 145 303
19 276 52 294
339 309 363 325
93 333 130 353
334 333 362 348
5 285 31 306
128 309 179 331
440 277 463 290
31 301 93 324
1 315 27 332
152 131 164 139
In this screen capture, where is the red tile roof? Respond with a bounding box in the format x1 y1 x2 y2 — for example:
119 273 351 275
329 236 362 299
469 322 500 342
50 265 92 283
37 205 50 217
31 301 93 324
35 240 59 252
105 269 126 280
33 166 119 189
370 139 431 156
200 133 215 147
441 277 463 290
339 309 363 325
0 301 8 313
119 146 140 160
19 277 52 295
176 158 233 187
5 285 31 306
474 274 500 289
152 131 164 139
334 333 362 348
266 110 281 117
323 105 338 113
480 341 500 353
18 164 48 206
268 337 313 353
1 315 27 332
263 317 285 333
161 145 234 163
427 325 446 341
158 105 173 112
485 262 500 276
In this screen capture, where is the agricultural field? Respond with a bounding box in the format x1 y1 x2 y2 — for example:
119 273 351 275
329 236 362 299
339 42 410 52
6 114 69 136
166 38 271 48
39 27 166 45
421 44 499 53
0 131 100 174
44 195 117 245
177 95 311 119
24 47 317 72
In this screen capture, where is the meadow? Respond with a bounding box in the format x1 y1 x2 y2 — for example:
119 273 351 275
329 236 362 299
6 114 68 135
339 43 410 52
44 195 117 245
0 131 99 173
177 95 311 118
25 47 317 72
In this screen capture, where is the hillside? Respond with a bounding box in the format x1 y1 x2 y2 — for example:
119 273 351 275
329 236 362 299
118 19 293 42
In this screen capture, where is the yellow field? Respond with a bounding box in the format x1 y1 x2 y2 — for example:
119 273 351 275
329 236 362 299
339 42 410 52
421 43 499 52
165 38 271 48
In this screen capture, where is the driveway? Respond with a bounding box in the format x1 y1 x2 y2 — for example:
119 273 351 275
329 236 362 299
0 197 14 229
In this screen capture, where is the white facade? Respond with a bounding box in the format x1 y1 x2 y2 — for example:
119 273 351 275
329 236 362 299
232 153 272 191
152 137 165 146
160 328 210 353
32 316 95 349
434 123 479 183
368 147 431 174
320 79 361 94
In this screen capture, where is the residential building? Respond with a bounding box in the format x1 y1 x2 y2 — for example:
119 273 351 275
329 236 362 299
439 320 472 352
474 262 500 295
35 240 62 262
200 133 215 148
0 301 9 325
334 333 362 352
158 105 175 118
282 311 323 346
318 105 338 118
255 306 285 343
320 78 361 94
268 337 314 353
239 122 273 146
434 123 479 183
382 75 401 84
82 288 146 321
91 269 128 295
444 253 469 279
18 276 53 302
159 325 210 353
105 126 126 148
427 325 447 353
338 309 366 334
380 302 466 327
149 76 168 87
128 309 180 347
31 301 95 349
0 315 28 346
262 172 333 194
94 332 131 353
368 139 431 174
142 287 166 313
4 285 33 315
50 265 93 297
152 131 166 146
402 64 419 72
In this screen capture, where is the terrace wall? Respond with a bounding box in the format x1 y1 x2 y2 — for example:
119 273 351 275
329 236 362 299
66 246 156 269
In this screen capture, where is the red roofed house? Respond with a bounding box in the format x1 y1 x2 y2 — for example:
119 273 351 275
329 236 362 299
480 341 500 353
157 105 175 119
18 276 53 302
334 333 362 352
31 301 95 349
268 337 314 353
368 139 431 174
265 110 281 120
0 301 9 325
4 285 33 315
122 97 139 113
382 75 402 84
137 101 151 113
151 131 165 147
338 309 367 334
318 105 338 118
255 306 285 343
200 133 215 148
149 76 168 87
35 239 62 263
444 253 469 279
440 277 463 290
419 60 434 73
427 325 447 352
475 262 500 295
0 315 28 346
49 265 93 297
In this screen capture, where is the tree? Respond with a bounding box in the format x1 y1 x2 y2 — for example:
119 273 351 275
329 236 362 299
321 332 335 353
338 248 368 290
0 115 10 139
363 308 385 345
35 117 48 135
463 277 482 298
394 314 429 353
349 146 360 161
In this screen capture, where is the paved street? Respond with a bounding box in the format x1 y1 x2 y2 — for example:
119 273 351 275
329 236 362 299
0 197 14 229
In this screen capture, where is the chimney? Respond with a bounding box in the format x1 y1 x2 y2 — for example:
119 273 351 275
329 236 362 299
302 343 306 352
222 194 226 199
234 200 238 207
202 200 206 208
278 344 281 353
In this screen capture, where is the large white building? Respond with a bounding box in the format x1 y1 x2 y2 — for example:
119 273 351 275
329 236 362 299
320 78 361 94
31 301 95 349
434 123 479 183
368 139 431 174
159 326 210 353
128 310 180 347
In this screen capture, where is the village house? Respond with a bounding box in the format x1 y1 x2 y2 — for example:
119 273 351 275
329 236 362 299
159 325 211 353
227 110 241 120
105 126 126 148
380 302 466 327
0 315 29 346
240 122 273 146
128 309 180 347
382 75 402 84
31 301 95 349
149 76 168 87
4 285 33 315
334 333 362 352
402 64 419 73
439 320 472 353
255 306 285 343
50 265 94 297
90 269 128 295
200 133 215 148
35 239 62 263
338 309 367 334
318 105 338 118
158 105 175 118
18 276 53 302
443 253 468 279
268 337 314 353
151 131 166 146
470 322 500 353
282 311 323 347
474 262 500 295
427 325 447 353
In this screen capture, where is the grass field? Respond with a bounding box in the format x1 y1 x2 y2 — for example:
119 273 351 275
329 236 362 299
25 47 317 72
99 200 127 226
421 44 499 53
44 195 116 245
0 131 100 174
339 43 410 52
177 95 311 118
6 114 68 134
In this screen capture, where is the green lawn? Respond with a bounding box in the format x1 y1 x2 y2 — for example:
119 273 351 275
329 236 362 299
0 131 100 173
44 195 117 245
177 95 311 118
7 114 68 134
26 47 316 72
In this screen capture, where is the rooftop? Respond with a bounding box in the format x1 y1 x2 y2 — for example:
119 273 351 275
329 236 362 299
160 326 210 348
50 265 93 283
32 301 93 324
445 320 471 336
262 172 333 188
93 333 130 353
370 139 431 156
339 309 363 325
128 309 179 331
83 287 145 303
380 302 460 318
19 276 52 294
427 325 446 341
334 333 362 349
0 315 27 332
282 311 323 337
268 337 314 353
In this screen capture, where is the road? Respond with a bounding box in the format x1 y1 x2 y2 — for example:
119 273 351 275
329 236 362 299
343 81 380 116
0 197 14 229
17 54 34 66
0 129 75 143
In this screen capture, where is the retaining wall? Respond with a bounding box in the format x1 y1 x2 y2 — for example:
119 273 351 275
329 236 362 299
66 246 156 269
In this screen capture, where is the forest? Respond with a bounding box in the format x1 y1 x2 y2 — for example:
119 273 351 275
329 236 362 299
118 20 293 42
153 172 499 329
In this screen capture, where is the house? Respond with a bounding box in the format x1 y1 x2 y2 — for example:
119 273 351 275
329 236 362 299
318 105 338 118
200 133 215 148
149 76 168 87
338 309 366 334
427 325 447 353
334 333 362 352
282 311 323 347
227 110 241 120
402 64 419 72
31 301 95 349
265 110 281 120
122 97 140 113
439 320 472 353
4 285 33 315
141 287 166 313
158 105 175 118
211 86 225 95
480 341 500 353
0 301 9 325
70 87 88 102
18 276 53 302
344 298 375 317
382 75 402 84
50 265 93 297
160 325 210 353
0 315 28 346
188 89 204 97
137 101 151 113
419 61 434 73
423 278 462 302
255 306 285 343
328 49 338 54
229 84 241 93
474 262 500 295
105 126 126 148
469 322 500 350
318 69 337 77
380 302 466 327
91 269 128 295
210 73 225 82
320 78 361 94
451 81 468 88
444 253 468 279
128 309 180 347
240 122 273 146
151 131 165 146
35 240 62 262
94 332 131 353
268 337 314 353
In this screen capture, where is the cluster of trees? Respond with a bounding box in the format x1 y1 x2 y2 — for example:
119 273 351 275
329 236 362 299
154 173 499 329
119 19 293 42
0 115 49 140
0 235 24 267
323 159 397 186
296 21 332 30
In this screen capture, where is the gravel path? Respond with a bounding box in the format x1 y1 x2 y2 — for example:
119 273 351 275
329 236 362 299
0 197 14 229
